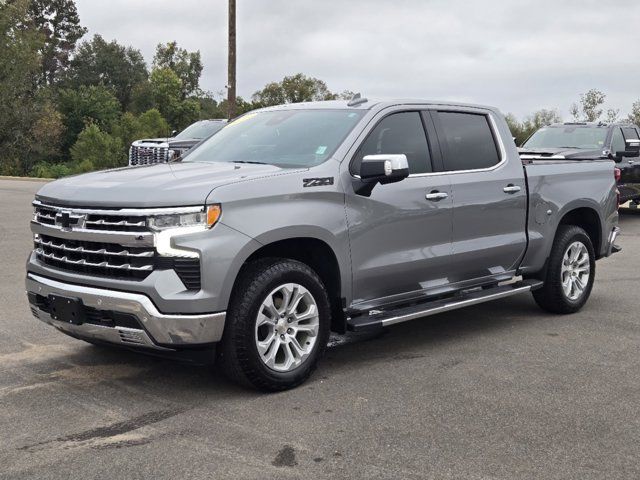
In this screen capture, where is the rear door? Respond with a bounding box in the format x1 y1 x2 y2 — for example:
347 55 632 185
431 109 527 284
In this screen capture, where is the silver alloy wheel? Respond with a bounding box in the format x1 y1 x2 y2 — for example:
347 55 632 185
254 283 320 372
561 241 590 301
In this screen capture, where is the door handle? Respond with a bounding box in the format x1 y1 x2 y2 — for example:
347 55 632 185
503 184 521 194
425 191 448 201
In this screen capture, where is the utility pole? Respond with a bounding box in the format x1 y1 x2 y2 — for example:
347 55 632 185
227 0 237 120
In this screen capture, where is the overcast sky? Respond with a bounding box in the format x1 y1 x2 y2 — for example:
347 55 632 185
75 0 639 119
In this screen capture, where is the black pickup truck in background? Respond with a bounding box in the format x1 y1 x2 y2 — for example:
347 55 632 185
519 122 640 206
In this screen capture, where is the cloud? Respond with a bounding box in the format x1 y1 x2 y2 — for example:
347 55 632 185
75 0 640 118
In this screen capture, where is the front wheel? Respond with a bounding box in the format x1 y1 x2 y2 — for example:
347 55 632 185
533 225 595 314
218 258 331 391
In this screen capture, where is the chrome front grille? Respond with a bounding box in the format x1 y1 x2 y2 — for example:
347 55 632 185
35 234 155 280
31 201 203 289
129 145 169 166
84 215 147 232
33 201 150 233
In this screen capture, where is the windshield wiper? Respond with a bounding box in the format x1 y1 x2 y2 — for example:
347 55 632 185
231 160 270 165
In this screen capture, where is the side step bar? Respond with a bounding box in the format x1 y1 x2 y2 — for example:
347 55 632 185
347 279 543 331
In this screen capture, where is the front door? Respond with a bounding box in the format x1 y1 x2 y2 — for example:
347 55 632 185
345 110 453 308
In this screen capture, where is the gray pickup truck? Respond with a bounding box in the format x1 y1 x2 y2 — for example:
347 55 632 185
26 99 620 390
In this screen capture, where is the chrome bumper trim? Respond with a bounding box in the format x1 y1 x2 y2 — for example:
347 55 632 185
32 309 173 351
33 199 204 217
31 221 155 248
607 226 621 256
26 273 226 346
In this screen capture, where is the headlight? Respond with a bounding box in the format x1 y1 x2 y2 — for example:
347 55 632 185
151 205 221 258
147 205 221 231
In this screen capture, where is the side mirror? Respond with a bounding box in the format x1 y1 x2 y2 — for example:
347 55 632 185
360 154 410 183
170 130 178 137
613 139 640 162
354 154 410 196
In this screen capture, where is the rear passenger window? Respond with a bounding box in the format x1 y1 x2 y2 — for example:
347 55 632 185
437 112 500 171
353 112 432 174
622 127 640 140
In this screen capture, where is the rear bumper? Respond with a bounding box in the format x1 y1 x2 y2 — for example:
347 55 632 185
26 273 226 350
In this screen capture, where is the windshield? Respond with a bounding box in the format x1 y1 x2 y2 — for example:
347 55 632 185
523 126 608 150
183 109 365 168
175 121 225 140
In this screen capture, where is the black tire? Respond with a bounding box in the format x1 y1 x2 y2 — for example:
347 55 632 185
533 225 595 314
218 258 331 391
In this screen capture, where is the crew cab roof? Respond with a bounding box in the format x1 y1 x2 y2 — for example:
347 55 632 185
256 98 501 115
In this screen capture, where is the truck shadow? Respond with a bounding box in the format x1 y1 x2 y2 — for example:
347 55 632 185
322 294 543 369
26 293 546 399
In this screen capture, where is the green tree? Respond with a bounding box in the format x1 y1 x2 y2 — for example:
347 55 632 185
149 67 200 129
56 85 121 151
129 80 154 114
504 114 525 145
66 34 148 109
197 92 220 119
628 100 640 126
252 73 341 107
138 109 170 137
505 109 562 146
27 98 64 168
28 0 87 85
0 0 44 174
570 89 606 122
111 109 170 149
70 123 126 171
153 41 202 99
215 96 253 118
605 108 620 124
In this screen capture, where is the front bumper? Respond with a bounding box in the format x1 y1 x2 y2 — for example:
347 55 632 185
26 273 226 350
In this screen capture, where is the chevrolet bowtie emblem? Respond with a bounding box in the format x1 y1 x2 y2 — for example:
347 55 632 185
56 212 71 229
55 211 84 230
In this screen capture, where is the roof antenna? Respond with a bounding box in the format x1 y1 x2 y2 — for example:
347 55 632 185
347 93 368 107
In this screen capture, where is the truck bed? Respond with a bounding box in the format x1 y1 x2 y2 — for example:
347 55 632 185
519 159 618 275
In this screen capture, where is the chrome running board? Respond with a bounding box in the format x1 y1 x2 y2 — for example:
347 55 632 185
347 279 543 331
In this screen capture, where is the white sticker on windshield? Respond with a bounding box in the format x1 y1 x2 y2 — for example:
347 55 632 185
315 146 327 155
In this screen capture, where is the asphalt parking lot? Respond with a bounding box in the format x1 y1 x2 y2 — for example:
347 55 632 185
1 178 639 480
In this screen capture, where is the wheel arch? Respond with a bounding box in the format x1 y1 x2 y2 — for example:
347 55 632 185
556 204 603 257
221 228 349 333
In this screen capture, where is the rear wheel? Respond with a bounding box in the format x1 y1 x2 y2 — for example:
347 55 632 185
218 258 331 391
533 225 595 314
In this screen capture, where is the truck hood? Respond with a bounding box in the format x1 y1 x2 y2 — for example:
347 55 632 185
518 147 604 159
36 161 299 208
132 138 172 146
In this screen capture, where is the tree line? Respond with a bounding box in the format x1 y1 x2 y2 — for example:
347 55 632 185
507 89 640 145
1 0 640 178
0 0 352 178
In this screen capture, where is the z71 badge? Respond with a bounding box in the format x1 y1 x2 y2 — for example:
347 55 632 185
303 177 334 188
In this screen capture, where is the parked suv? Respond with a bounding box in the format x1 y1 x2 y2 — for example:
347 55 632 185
520 122 640 205
26 100 619 391
129 119 227 166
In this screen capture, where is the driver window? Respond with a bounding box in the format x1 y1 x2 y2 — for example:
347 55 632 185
353 112 432 174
